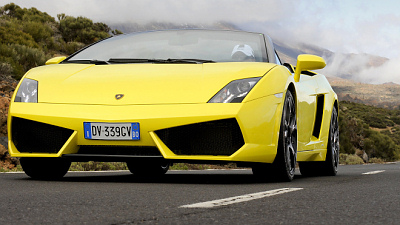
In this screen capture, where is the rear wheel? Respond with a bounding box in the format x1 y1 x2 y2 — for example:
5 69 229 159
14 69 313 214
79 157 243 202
252 90 297 182
323 106 340 175
20 157 71 180
127 160 170 176
299 106 339 176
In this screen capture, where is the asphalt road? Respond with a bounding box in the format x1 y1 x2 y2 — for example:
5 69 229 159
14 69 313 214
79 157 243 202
1 163 399 224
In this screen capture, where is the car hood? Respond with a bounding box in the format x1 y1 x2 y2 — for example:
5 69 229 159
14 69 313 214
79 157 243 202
25 63 275 105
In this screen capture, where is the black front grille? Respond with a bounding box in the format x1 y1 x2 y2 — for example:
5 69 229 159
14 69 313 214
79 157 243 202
155 119 244 156
12 117 74 153
78 146 162 156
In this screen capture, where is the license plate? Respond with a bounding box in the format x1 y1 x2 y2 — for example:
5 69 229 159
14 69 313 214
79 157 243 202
84 122 140 140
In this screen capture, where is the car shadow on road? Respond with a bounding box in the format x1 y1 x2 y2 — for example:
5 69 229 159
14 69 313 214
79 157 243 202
48 170 306 184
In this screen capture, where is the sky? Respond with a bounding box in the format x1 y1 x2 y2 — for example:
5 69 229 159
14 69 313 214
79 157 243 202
4 0 400 83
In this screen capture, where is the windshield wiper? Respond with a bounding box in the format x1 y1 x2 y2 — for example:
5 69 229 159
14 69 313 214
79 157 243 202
63 59 109 65
164 58 215 64
108 58 161 64
108 58 215 64
64 58 216 65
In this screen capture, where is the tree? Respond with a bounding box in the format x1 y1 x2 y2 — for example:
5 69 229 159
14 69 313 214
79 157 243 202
364 130 399 160
58 14 110 44
0 3 24 20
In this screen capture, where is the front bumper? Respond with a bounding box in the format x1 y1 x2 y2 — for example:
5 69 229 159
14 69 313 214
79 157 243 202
8 96 283 163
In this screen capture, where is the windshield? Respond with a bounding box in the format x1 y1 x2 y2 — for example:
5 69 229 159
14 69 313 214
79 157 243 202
65 30 268 63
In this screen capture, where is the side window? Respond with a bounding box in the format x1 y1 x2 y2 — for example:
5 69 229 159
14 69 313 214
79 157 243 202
274 50 282 65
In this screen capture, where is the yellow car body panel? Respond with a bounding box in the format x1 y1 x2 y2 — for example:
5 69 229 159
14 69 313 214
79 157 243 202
8 88 281 163
8 30 341 181
26 63 275 105
8 59 337 163
8 30 338 175
296 74 337 161
8 62 336 164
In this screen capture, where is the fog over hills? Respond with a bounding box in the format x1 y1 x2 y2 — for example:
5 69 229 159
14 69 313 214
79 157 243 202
7 0 400 85
272 37 400 109
273 42 400 109
110 22 400 109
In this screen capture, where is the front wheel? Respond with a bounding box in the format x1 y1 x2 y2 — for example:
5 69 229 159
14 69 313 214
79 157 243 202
20 157 71 180
252 90 297 182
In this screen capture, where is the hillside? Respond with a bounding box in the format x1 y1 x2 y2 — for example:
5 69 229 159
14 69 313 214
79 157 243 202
339 101 400 161
0 3 121 80
328 77 400 110
274 38 400 109
108 21 239 33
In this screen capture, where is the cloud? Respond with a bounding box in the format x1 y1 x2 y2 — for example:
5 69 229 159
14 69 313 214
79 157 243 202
7 0 290 24
6 0 400 59
4 0 400 84
321 53 400 84
357 58 400 84
322 53 371 79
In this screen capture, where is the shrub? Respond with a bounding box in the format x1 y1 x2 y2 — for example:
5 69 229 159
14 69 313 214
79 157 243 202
364 130 399 161
0 19 39 48
0 62 13 76
170 163 189 170
0 43 48 79
392 116 400 125
338 112 364 154
64 41 86 55
0 3 24 20
339 153 364 165
368 157 385 164
69 162 128 171
58 14 110 44
22 21 53 43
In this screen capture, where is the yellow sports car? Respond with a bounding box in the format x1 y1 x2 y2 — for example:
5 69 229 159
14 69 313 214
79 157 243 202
8 29 339 181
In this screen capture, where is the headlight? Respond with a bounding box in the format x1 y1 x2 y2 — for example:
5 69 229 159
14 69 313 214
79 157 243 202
14 78 38 103
208 77 261 103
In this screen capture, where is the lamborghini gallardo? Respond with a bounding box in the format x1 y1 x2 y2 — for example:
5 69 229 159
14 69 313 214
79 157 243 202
8 29 339 181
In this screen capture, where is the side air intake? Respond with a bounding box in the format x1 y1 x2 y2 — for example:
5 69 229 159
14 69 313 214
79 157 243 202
155 119 244 156
11 117 73 153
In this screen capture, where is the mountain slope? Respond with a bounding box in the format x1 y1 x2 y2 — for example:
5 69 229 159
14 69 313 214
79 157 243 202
328 77 400 109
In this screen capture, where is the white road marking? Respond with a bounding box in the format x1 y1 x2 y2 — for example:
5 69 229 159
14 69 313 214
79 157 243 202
179 188 303 208
362 170 385 175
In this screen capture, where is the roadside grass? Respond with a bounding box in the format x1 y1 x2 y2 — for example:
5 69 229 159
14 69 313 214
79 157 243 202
69 162 128 171
0 156 392 172
0 164 22 172
338 154 387 165
339 153 365 165
170 162 240 170
69 162 241 171
368 157 385 164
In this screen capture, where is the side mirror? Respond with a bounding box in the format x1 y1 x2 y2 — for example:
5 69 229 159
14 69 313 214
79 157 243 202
45 56 67 65
294 54 326 82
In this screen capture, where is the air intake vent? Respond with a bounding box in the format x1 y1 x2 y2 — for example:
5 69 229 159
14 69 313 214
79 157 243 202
11 117 73 153
155 119 244 156
313 95 325 138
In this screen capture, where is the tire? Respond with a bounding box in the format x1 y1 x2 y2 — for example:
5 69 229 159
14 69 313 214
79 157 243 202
252 90 297 182
299 106 339 176
322 106 340 175
127 160 170 176
20 157 71 180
